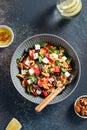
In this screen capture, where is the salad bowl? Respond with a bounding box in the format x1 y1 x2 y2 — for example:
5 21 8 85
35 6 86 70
10 34 81 104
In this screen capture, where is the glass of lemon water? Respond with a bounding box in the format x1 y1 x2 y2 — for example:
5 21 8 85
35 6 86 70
56 0 82 17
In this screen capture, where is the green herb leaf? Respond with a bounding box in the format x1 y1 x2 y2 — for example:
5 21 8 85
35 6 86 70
55 61 62 66
48 68 51 72
39 56 43 63
27 86 31 94
16 58 21 64
16 56 24 64
37 42 47 47
48 47 56 53
39 53 44 63
27 76 37 82
48 67 53 73
39 53 44 58
61 67 67 73
61 72 64 75
54 50 60 54
66 58 72 64
32 76 37 82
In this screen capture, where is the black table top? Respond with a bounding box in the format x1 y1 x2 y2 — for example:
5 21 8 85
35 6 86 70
0 0 87 130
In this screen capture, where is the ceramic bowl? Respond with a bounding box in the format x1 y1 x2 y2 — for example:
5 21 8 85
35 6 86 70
0 25 14 48
10 34 81 104
74 95 87 119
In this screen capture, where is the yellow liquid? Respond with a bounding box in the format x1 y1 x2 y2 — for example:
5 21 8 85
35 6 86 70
0 27 12 46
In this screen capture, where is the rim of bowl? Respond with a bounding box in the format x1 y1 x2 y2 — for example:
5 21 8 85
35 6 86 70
74 95 87 119
0 25 14 48
10 33 81 104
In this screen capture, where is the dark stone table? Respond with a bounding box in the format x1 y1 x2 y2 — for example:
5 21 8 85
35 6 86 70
0 0 87 130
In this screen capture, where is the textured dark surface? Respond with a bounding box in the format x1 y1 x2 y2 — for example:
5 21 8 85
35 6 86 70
0 0 87 130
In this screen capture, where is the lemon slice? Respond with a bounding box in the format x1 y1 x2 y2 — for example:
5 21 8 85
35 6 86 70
57 4 63 13
5 118 22 130
61 1 82 17
60 0 77 10
56 0 78 13
64 0 80 13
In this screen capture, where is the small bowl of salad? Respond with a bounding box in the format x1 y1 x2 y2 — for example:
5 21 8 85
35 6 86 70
10 34 81 104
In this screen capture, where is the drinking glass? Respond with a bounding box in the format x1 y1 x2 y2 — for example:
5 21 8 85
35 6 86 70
56 0 82 18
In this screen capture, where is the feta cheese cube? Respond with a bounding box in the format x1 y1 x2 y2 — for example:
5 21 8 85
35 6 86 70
25 59 30 66
62 56 67 61
21 69 28 75
52 53 58 59
27 79 32 85
29 68 34 75
36 89 42 95
34 53 39 59
42 57 49 64
35 44 40 50
65 71 70 77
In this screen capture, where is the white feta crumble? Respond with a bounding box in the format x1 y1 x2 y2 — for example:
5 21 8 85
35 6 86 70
36 89 42 95
29 68 34 75
21 69 27 75
27 79 32 85
25 59 30 66
48 78 54 83
65 71 71 77
62 56 67 61
52 53 58 59
42 57 49 64
34 53 39 59
35 44 40 50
